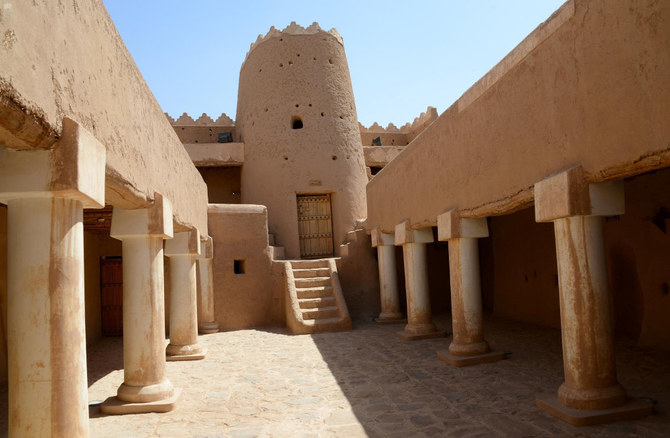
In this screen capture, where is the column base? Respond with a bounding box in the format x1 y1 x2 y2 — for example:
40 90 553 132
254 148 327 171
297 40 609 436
166 347 207 361
198 321 220 334
375 315 407 325
100 388 182 415
396 330 447 341
166 343 206 361
437 349 506 367
537 395 653 427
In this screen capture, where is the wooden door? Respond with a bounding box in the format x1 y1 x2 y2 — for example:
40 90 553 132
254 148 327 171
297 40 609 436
297 194 334 258
100 256 123 336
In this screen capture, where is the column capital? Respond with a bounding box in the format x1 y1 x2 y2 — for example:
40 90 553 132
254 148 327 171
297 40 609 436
534 167 624 222
437 209 488 241
394 221 433 246
371 227 395 247
197 235 213 259
0 117 105 207
165 229 200 257
111 193 173 239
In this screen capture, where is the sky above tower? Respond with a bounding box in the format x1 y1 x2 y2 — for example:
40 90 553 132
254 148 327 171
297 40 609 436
103 0 566 128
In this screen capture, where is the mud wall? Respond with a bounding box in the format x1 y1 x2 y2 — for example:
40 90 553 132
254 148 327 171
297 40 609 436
367 0 670 231
208 204 283 330
0 0 207 234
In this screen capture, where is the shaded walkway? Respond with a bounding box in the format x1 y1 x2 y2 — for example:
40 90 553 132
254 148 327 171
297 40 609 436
83 315 670 437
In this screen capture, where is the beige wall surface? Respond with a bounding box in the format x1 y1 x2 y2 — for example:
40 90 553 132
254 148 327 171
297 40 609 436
0 206 7 382
237 25 368 259
198 168 242 204
0 0 207 234
83 232 122 345
367 0 670 232
475 170 670 349
208 204 282 330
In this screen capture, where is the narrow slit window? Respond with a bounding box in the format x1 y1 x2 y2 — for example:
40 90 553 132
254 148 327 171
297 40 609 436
234 259 246 274
291 116 303 130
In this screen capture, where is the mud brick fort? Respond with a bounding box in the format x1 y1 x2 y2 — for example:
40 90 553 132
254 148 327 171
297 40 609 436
0 1 669 436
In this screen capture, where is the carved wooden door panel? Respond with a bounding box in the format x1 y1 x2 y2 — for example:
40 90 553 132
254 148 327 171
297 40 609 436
100 256 123 336
297 194 334 259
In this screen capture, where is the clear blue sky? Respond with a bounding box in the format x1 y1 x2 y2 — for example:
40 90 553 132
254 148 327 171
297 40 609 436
103 1 566 127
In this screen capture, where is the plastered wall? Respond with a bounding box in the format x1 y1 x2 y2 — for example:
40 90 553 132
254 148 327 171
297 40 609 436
197 168 242 204
0 0 207 234
0 205 7 383
367 0 670 231
237 25 368 259
208 204 283 330
476 169 670 349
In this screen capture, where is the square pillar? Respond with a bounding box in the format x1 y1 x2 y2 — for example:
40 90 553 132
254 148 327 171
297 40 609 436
165 229 206 360
534 167 653 426
394 221 446 341
436 209 505 367
197 235 219 334
371 228 405 324
102 193 181 414
0 118 105 436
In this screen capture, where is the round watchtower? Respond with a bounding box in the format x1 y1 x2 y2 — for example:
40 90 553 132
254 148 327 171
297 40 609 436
236 22 367 259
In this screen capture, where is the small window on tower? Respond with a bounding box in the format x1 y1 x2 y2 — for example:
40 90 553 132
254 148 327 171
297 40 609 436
291 116 303 130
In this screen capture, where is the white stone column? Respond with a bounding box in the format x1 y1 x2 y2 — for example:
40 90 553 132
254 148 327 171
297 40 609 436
197 235 219 334
394 221 446 340
371 228 404 324
436 209 505 367
102 193 181 414
534 167 652 426
0 118 105 437
165 229 206 360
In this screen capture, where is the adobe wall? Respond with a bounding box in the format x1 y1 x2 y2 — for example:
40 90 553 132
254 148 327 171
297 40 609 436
366 0 670 232
208 204 284 330
0 205 6 383
477 169 670 348
236 23 368 259
197 168 242 204
170 113 238 144
604 169 670 349
83 232 122 345
485 208 561 328
0 0 207 234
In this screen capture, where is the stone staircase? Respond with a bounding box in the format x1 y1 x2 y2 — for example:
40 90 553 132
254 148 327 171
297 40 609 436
284 259 352 334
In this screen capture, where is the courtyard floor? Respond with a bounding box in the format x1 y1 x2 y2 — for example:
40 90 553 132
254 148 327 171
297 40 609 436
3 315 670 437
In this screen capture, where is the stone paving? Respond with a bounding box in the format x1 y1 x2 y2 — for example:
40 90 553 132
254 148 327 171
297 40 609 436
1 315 669 437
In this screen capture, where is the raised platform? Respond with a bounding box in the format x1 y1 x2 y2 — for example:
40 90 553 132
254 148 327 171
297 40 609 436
100 389 182 415
536 396 654 427
437 350 506 367
396 330 447 341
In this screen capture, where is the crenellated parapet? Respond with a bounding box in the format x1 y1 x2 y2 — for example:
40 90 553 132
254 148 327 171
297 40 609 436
168 112 237 144
169 112 235 127
243 21 343 67
359 107 438 147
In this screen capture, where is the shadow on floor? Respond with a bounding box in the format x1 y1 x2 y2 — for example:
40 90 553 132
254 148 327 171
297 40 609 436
309 314 670 438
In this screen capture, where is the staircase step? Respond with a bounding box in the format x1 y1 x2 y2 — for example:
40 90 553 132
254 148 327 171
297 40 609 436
293 267 331 278
299 297 336 309
301 306 339 320
290 259 329 269
294 276 331 288
301 316 352 333
296 286 333 299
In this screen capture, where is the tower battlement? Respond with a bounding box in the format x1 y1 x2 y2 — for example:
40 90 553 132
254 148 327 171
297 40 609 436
243 22 343 67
